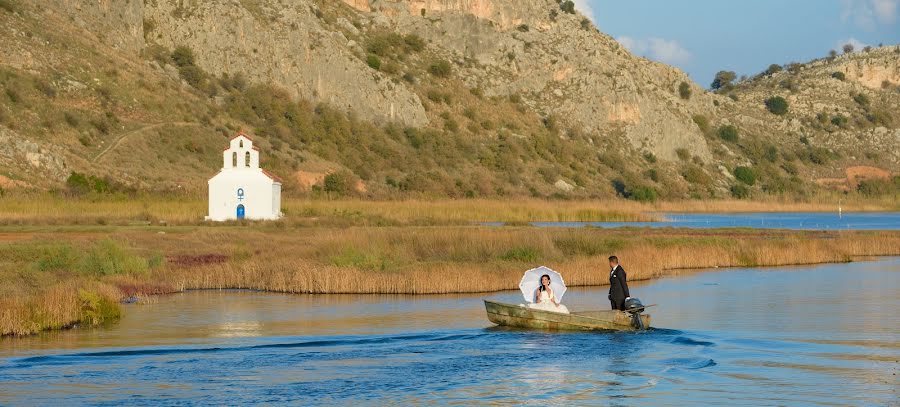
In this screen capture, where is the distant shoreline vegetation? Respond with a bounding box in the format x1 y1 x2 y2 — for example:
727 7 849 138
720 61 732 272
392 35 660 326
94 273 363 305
0 194 897 227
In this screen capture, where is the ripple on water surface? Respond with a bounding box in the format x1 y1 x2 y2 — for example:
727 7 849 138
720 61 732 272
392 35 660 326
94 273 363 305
1 258 899 405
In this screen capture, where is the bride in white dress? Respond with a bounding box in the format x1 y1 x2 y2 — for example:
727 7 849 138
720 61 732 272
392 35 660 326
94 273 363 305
527 274 570 314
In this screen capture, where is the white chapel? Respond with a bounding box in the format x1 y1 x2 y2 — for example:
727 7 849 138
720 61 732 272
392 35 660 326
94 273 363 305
207 132 282 221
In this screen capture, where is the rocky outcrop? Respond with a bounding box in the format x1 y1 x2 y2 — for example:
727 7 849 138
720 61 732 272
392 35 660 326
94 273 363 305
46 0 144 53
141 0 427 127
0 126 68 185
346 0 713 160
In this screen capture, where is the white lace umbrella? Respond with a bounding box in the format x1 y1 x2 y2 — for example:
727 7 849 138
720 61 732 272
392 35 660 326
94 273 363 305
519 266 567 303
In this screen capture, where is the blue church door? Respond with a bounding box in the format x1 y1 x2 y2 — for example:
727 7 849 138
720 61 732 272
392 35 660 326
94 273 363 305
236 204 245 219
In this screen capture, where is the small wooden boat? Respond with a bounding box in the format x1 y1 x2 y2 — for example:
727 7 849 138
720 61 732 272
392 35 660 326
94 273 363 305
484 300 651 331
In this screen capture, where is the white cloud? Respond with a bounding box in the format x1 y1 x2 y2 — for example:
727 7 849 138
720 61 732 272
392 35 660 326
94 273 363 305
841 0 898 29
836 37 868 52
573 0 596 21
872 0 899 23
616 36 692 65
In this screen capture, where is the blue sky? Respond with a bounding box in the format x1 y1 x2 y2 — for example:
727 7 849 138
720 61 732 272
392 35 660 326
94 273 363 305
576 0 900 87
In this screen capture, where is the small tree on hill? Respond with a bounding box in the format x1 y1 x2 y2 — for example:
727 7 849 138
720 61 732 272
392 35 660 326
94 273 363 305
678 81 691 100
733 166 757 185
828 49 837 59
560 1 576 14
366 54 381 70
716 124 739 142
842 43 855 54
831 71 845 81
764 96 789 115
710 70 736 90
323 170 358 196
428 60 452 78
764 64 783 76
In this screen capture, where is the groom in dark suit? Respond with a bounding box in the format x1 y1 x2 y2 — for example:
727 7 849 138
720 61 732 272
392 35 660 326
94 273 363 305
607 255 630 310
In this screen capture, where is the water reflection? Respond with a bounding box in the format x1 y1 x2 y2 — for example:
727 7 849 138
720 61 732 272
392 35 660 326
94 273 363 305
1 258 898 405
518 211 900 230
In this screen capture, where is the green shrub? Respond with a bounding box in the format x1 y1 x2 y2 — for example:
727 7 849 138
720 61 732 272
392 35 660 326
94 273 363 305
366 54 381 70
681 165 711 185
611 179 657 202
733 166 757 185
730 184 750 199
500 247 540 262
643 152 657 163
403 34 426 52
857 177 899 196
171 46 196 68
428 60 452 78
629 185 658 202
831 71 845 81
78 289 122 326
807 147 831 165
5 87 20 103
764 96 789 115
34 79 56 98
0 0 16 13
717 124 739 142
37 244 78 272
763 64 783 76
678 81 691 99
711 70 736 90
323 170 358 196
675 148 690 161
852 92 870 108
580 18 591 30
866 109 893 126
78 239 151 276
831 115 848 127
560 0 576 14
63 111 80 127
554 236 624 256
692 114 710 134
178 65 205 87
330 247 395 271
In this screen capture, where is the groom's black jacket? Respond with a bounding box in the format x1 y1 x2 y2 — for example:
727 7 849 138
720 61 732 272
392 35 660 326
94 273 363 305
608 265 630 310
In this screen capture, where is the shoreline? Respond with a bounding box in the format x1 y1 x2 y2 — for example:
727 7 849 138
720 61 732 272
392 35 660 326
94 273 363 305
0 196 896 227
2 254 896 340
3 226 899 337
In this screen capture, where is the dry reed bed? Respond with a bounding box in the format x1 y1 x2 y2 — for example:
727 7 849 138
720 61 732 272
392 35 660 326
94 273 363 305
3 226 899 336
156 228 900 294
1 195 895 227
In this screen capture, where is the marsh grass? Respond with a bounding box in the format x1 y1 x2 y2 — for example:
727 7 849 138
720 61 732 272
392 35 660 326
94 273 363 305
2 194 894 228
2 221 899 336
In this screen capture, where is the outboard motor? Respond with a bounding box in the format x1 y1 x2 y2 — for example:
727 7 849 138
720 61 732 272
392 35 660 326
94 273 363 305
624 297 646 330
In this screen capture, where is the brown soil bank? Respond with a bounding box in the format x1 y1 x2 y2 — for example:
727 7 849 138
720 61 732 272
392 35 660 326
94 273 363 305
2 226 899 336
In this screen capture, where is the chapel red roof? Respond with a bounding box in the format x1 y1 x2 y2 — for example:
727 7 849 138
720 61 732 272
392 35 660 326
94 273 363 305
261 169 283 183
230 131 254 141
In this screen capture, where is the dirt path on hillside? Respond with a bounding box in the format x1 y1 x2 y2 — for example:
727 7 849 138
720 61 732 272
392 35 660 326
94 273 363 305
93 122 201 163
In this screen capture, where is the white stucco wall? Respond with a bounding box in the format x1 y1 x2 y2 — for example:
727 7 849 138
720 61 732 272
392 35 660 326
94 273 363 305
207 134 282 221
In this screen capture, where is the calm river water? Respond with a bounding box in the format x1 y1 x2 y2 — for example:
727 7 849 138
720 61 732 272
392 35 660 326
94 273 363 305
510 211 900 230
1 259 898 406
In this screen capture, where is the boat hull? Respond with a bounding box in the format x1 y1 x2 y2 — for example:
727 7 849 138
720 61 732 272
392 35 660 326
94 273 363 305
484 300 650 331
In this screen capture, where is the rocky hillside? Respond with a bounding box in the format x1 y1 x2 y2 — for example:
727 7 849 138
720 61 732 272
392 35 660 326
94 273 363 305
0 0 896 200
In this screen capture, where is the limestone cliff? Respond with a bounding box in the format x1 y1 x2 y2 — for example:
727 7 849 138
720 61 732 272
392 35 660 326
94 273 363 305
141 0 427 127
344 0 714 160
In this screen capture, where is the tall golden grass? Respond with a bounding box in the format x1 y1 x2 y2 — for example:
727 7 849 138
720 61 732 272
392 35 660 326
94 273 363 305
3 225 900 336
1 194 895 227
160 228 900 294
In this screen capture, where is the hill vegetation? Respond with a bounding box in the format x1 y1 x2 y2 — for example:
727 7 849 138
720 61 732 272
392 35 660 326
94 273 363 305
0 0 897 203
